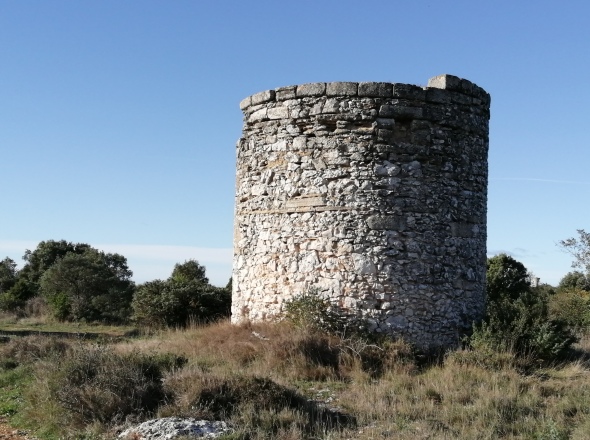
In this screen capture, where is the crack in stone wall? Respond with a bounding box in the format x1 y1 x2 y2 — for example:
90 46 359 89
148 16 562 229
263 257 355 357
232 74 490 350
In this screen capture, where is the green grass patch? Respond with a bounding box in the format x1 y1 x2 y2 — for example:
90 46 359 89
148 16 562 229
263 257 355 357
0 366 31 418
0 317 138 338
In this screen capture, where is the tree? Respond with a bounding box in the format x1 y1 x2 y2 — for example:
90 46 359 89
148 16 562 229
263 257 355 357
560 229 590 274
0 279 35 314
472 254 576 360
0 257 18 293
486 254 530 301
558 271 590 292
170 259 208 284
39 249 134 323
132 280 230 327
132 260 230 327
19 240 92 296
0 258 34 314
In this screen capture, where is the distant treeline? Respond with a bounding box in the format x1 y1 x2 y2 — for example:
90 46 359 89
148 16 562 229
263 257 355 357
0 239 231 326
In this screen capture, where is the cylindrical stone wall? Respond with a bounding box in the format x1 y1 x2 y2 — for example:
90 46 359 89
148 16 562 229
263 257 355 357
232 74 490 349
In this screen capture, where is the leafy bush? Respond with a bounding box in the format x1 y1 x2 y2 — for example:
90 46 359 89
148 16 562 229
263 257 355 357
36 345 181 426
284 288 355 336
471 255 577 361
132 279 230 327
0 257 18 294
131 259 230 328
548 289 590 332
557 271 590 292
0 279 36 315
164 374 355 435
39 249 135 323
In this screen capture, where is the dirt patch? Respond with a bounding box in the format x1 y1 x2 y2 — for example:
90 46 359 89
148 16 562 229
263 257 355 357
0 418 35 440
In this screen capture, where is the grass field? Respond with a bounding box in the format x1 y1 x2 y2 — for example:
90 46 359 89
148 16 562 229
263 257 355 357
1 318 590 440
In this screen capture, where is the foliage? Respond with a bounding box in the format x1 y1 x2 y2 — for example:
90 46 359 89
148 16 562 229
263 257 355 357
559 229 590 273
39 249 134 323
0 279 36 314
548 289 590 332
19 240 92 292
558 271 590 292
0 257 18 293
0 335 70 370
472 254 577 361
486 254 530 301
34 345 180 427
284 288 355 336
170 259 209 284
0 258 31 314
132 275 230 328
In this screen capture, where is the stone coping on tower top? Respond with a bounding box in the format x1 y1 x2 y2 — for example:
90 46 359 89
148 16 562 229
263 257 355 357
239 74 490 111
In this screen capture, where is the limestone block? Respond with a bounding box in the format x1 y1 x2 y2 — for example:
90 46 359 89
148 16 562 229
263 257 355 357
267 106 289 120
392 83 427 100
251 89 276 105
296 82 326 97
358 82 392 97
275 85 297 100
366 215 406 231
248 108 267 122
239 96 251 110
352 253 377 275
326 82 358 96
427 74 462 91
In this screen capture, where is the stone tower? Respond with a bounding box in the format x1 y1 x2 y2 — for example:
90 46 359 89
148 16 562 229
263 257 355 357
232 74 490 349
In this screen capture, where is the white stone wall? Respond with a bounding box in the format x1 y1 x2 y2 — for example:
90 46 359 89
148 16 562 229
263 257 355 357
232 75 490 349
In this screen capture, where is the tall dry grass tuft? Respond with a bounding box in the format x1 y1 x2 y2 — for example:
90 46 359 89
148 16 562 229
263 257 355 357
116 319 414 383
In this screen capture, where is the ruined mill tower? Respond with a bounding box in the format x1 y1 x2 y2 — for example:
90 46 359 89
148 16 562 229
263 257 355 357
232 74 490 349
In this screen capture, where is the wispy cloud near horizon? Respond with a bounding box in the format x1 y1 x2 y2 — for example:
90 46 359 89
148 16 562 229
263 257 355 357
491 177 590 185
96 244 233 264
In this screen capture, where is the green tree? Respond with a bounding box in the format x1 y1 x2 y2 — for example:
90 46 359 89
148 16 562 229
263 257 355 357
0 258 35 314
558 271 590 292
559 229 590 274
0 279 35 314
486 253 530 301
132 261 230 327
132 280 229 327
170 259 208 284
0 257 18 293
39 249 134 323
19 240 92 296
472 254 576 360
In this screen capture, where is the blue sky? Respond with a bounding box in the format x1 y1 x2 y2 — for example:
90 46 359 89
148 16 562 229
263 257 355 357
1 0 588 286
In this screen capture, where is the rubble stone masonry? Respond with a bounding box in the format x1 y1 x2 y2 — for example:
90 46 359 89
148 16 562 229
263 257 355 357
232 74 490 349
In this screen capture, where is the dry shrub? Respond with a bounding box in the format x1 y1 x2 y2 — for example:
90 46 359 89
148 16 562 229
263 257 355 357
27 344 183 430
0 335 70 369
162 371 355 437
24 296 50 317
118 319 415 384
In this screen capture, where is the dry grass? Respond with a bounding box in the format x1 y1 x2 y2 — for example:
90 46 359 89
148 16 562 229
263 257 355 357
0 311 138 338
3 320 590 439
108 320 590 439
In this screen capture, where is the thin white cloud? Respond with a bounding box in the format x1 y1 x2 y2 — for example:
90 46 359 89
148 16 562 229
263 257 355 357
0 240 39 253
492 177 590 185
96 244 233 264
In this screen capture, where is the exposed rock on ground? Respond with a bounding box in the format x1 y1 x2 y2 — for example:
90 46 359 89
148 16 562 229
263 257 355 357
118 418 232 440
